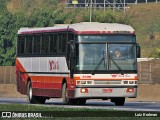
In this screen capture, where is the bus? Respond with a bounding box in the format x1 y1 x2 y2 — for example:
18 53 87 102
16 22 140 106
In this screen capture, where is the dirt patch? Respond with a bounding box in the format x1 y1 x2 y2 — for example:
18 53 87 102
0 84 25 98
127 84 160 102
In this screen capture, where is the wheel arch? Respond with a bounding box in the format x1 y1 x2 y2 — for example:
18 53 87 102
62 77 67 86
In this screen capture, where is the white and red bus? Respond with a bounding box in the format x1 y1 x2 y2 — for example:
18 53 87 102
16 22 140 106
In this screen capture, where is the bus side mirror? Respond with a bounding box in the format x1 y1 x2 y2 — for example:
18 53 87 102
137 44 141 58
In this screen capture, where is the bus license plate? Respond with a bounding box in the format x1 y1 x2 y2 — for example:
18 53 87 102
102 89 112 93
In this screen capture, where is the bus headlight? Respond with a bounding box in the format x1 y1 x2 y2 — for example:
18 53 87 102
87 81 92 84
76 80 93 85
135 81 138 84
123 81 128 84
122 80 138 85
76 81 81 85
129 81 134 84
81 81 86 84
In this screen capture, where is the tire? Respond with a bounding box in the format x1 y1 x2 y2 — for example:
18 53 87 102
114 97 125 106
38 97 46 104
62 83 69 104
75 99 86 105
62 83 74 105
27 81 46 104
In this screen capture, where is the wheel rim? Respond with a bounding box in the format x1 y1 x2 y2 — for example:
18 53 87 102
29 85 32 100
65 88 68 98
65 88 69 101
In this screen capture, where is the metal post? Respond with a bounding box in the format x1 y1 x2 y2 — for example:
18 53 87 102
90 0 92 22
124 0 125 13
104 0 105 12
113 0 116 12
85 0 86 10
135 0 137 5
94 0 96 11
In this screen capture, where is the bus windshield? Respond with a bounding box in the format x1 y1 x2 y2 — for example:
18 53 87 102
75 43 137 72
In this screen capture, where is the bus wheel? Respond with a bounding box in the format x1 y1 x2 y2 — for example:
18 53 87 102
27 81 37 104
62 83 73 105
27 81 46 104
113 97 125 106
75 99 86 105
38 97 46 104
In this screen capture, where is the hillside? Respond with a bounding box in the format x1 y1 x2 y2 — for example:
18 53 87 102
127 3 160 57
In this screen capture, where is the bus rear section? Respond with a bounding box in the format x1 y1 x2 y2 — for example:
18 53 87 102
16 22 140 106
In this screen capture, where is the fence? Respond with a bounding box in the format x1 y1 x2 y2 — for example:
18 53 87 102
0 59 160 84
0 66 16 84
66 0 160 10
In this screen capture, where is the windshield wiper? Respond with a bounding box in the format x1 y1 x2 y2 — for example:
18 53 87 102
91 58 105 75
110 58 122 71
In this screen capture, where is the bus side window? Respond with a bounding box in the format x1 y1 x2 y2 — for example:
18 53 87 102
26 36 33 54
33 35 41 54
50 34 58 54
62 34 66 53
59 33 67 53
68 33 74 41
41 34 49 54
18 36 25 55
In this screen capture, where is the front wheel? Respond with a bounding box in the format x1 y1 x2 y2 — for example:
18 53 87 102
111 97 125 106
62 83 69 104
62 83 75 105
75 99 86 105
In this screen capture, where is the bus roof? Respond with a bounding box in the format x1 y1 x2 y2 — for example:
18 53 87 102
18 22 135 35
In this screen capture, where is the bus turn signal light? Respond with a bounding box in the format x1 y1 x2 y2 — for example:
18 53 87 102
126 88 134 93
80 88 88 93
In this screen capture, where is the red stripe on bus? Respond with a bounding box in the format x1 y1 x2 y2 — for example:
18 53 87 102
16 58 28 80
30 76 73 89
73 77 138 82
18 28 135 35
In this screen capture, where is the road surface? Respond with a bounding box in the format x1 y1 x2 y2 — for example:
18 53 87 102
0 98 160 112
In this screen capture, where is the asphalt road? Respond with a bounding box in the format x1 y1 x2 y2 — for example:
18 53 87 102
0 98 160 112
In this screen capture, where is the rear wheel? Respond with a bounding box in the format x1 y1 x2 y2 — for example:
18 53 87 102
38 96 46 104
27 81 46 104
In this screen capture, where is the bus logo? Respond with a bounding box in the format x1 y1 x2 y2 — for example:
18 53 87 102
111 74 118 77
49 60 59 70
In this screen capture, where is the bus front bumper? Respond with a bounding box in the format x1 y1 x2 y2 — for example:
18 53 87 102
74 86 137 98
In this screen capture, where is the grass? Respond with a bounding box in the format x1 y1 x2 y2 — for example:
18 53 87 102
0 104 159 120
126 3 160 57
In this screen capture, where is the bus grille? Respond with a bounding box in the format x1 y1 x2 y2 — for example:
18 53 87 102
94 80 121 85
